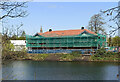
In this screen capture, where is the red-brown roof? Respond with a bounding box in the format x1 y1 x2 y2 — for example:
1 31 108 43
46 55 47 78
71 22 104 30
37 29 96 37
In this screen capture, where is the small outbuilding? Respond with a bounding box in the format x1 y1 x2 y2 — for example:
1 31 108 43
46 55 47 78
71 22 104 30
10 40 27 51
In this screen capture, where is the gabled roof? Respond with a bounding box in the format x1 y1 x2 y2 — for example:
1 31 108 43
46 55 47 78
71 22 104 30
36 29 97 37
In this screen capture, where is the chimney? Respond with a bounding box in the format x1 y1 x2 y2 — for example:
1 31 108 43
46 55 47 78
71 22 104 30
81 27 84 30
49 29 52 32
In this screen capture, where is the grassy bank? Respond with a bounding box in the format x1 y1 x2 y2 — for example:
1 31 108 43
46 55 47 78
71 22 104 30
90 52 119 62
24 51 85 61
25 53 119 62
25 49 120 62
2 51 27 61
90 48 120 62
2 49 120 62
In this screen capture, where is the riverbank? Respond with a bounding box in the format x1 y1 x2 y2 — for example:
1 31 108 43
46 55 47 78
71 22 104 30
2 49 120 62
25 53 89 61
12 53 119 62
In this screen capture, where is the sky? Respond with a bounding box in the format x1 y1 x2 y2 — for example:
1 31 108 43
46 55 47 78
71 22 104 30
3 2 118 35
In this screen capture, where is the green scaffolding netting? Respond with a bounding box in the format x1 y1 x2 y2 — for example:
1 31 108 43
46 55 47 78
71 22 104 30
25 33 107 48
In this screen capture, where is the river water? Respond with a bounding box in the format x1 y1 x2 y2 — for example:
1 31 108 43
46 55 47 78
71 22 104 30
2 60 120 80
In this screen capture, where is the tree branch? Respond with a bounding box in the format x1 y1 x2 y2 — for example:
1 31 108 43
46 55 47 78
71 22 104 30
0 2 28 20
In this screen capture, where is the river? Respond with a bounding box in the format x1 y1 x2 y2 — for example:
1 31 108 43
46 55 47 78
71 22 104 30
2 60 120 80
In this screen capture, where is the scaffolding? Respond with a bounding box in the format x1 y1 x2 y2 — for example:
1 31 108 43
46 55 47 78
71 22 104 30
26 32 106 54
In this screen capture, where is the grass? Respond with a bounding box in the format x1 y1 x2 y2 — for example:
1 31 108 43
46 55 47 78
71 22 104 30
3 48 119 62
90 48 120 61
60 54 75 61
90 52 120 61
29 54 49 61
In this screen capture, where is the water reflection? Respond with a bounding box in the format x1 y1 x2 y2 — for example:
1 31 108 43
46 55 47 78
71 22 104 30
2 61 119 80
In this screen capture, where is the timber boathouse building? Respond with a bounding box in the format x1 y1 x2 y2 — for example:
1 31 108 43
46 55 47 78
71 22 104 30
26 27 106 54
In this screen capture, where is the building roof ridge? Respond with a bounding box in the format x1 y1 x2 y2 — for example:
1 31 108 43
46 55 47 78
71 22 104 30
37 29 96 37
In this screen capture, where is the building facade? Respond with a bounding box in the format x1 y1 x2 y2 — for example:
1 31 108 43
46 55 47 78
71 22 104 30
10 40 27 51
26 28 106 54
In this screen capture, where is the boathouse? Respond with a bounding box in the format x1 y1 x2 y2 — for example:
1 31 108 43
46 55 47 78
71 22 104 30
26 27 107 54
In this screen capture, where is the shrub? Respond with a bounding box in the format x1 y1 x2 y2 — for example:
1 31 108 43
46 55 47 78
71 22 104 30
106 51 115 55
34 54 49 60
70 51 82 57
95 48 106 57
91 48 119 61
60 54 74 61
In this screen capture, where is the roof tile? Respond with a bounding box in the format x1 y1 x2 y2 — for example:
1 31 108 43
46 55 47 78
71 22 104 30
37 29 96 37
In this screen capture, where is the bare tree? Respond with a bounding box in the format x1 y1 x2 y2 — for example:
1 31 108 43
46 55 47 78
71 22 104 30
2 23 24 38
100 5 120 36
0 2 28 37
88 14 106 35
0 2 28 20
16 23 23 37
